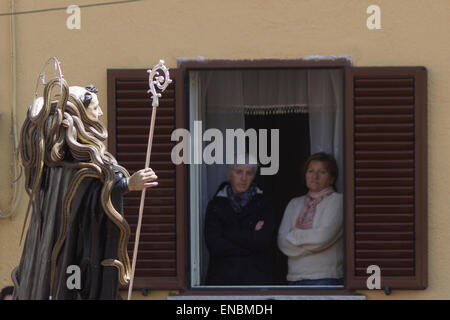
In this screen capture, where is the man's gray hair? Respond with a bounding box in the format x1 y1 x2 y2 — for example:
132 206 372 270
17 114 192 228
227 152 259 174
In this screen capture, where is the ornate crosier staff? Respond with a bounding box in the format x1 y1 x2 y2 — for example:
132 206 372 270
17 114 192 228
127 60 172 300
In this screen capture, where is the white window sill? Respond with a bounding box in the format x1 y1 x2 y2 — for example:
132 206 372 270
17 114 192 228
167 295 366 300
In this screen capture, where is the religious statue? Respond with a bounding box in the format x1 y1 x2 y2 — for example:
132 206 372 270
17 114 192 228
11 58 164 299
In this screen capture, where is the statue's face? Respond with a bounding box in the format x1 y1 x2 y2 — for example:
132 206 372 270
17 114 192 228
69 86 103 121
85 93 103 121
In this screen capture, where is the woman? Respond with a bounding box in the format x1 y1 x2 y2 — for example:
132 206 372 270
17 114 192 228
204 154 275 285
277 152 344 286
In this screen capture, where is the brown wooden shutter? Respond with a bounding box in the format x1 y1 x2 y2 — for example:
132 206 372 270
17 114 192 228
345 67 427 290
107 69 186 289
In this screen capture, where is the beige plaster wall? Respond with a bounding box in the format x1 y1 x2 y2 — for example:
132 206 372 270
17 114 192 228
0 0 449 299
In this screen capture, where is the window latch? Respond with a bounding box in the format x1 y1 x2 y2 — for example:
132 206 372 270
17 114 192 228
384 286 391 295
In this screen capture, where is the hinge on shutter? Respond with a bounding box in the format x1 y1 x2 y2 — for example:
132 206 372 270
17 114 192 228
384 286 391 296
141 288 149 296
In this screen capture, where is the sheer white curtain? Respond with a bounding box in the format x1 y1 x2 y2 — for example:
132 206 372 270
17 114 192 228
307 69 344 192
204 70 245 202
197 71 245 284
201 68 344 194
242 69 308 112
203 69 309 200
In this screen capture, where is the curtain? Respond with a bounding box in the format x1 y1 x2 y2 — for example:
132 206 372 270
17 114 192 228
198 71 245 284
307 69 344 192
202 68 344 194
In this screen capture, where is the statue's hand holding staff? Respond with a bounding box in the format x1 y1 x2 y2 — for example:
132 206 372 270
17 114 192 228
127 168 158 191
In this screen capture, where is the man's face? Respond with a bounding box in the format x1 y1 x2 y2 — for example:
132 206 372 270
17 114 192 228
86 93 103 121
228 164 256 194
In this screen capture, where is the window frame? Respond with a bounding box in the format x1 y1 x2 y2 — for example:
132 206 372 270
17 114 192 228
178 58 355 296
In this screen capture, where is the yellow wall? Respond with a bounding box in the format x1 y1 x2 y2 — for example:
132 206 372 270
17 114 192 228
0 0 449 299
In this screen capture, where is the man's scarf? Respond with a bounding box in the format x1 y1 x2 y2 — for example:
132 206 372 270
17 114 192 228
227 182 258 213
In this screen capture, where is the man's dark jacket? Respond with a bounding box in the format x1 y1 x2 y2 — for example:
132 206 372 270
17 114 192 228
204 182 275 285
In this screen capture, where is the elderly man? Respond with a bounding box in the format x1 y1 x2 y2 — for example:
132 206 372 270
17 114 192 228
204 154 275 285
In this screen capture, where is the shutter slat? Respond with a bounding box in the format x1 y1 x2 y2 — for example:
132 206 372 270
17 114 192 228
128 224 176 233
356 259 414 268
117 108 174 117
126 215 175 224
355 105 414 114
355 133 414 142
355 97 414 105
355 195 414 205
118 116 175 126
128 241 175 250
117 126 174 135
355 142 414 151
355 177 414 187
356 168 414 177
355 159 414 168
119 161 175 170
355 87 413 96
354 78 414 87
132 259 176 269
127 207 176 215
355 232 414 241
355 114 414 123
116 80 148 90
124 197 175 205
355 150 414 159
355 204 413 214
356 269 415 277
355 123 414 132
117 88 175 99
355 187 414 196
356 250 414 259
356 241 414 250
123 169 175 177
117 134 173 144
128 233 176 242
355 223 414 232
355 214 414 223
135 269 176 277
126 205 176 214
118 152 174 162
124 251 176 259
116 98 175 108
125 188 175 197
118 144 175 153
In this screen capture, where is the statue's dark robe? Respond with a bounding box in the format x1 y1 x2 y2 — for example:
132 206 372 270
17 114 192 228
12 166 128 300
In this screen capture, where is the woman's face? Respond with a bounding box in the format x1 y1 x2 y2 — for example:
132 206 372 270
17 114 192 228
305 160 334 193
86 93 103 121
228 164 256 194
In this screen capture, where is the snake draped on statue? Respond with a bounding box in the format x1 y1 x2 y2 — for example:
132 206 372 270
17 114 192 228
11 78 132 300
